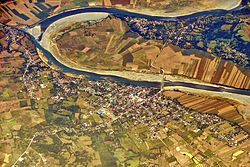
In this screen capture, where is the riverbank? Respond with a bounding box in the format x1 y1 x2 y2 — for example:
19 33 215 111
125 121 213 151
25 10 248 95
36 27 250 96
36 41 250 132
163 86 250 121
38 40 250 114
35 11 248 90
114 0 243 18
30 0 247 34
27 7 250 132
36 38 250 130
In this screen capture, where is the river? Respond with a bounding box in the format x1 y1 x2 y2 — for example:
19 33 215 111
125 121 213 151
24 1 250 96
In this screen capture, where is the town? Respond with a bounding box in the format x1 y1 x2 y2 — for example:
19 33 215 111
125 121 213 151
0 0 250 166
0 22 249 166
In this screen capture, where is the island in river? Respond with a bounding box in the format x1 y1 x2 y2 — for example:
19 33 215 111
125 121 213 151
44 13 250 90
